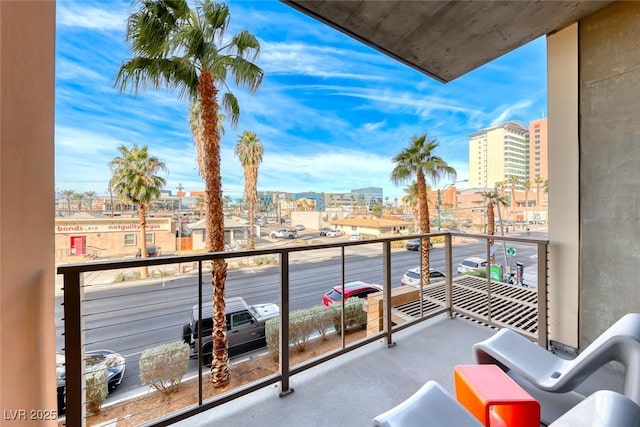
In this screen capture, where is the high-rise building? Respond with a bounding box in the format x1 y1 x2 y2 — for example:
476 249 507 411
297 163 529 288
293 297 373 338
529 117 548 182
468 121 530 191
350 187 383 209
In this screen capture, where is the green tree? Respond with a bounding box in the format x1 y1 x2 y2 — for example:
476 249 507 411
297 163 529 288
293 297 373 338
391 134 456 284
116 0 263 386
522 179 531 222
234 131 263 249
109 144 166 278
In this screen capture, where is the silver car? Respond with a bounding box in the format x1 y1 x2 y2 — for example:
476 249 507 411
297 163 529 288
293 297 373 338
401 267 446 287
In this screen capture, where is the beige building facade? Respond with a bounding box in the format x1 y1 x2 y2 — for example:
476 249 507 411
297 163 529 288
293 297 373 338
55 215 175 261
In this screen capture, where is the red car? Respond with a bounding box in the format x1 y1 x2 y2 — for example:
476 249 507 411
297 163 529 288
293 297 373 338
322 281 383 307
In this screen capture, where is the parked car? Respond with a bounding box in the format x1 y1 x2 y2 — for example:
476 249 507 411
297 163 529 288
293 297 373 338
319 227 333 236
182 297 279 366
325 229 345 238
269 228 298 239
136 245 159 258
348 233 365 241
322 281 383 307
401 267 446 287
295 224 306 231
457 257 488 274
57 349 126 414
405 238 433 251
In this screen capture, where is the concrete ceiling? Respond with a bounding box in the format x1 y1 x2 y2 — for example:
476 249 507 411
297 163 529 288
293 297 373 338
283 1 613 83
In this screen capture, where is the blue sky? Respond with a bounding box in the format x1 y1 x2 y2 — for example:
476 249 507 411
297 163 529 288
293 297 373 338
55 0 547 201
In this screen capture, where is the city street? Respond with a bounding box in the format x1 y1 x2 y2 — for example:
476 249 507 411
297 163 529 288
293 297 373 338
55 231 544 404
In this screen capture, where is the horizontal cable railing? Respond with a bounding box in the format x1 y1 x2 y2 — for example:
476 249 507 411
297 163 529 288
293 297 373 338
57 232 548 426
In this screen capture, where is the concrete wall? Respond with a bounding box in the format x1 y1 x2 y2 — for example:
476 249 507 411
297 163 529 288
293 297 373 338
547 24 580 348
0 1 56 423
579 2 640 346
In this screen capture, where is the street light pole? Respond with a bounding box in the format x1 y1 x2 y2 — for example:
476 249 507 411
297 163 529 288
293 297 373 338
436 179 468 231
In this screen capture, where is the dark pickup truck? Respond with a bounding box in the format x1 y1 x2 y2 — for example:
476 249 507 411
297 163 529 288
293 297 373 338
182 297 279 365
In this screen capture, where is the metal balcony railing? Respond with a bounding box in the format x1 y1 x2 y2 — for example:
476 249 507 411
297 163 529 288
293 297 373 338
57 232 548 426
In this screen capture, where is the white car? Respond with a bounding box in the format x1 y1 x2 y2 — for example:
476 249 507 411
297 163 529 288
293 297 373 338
457 257 488 274
348 233 364 241
325 229 344 238
401 267 446 287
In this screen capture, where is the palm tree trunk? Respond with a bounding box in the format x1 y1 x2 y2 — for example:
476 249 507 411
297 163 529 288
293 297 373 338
417 172 431 285
487 201 495 245
248 197 255 249
200 70 229 387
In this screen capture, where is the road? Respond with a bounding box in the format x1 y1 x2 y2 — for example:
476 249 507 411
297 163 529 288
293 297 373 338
55 232 544 403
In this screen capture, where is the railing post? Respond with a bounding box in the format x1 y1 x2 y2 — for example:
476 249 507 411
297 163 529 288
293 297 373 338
537 242 549 348
197 260 203 405
63 269 86 426
341 246 346 349
278 250 293 396
486 237 492 323
383 240 395 347
444 233 453 317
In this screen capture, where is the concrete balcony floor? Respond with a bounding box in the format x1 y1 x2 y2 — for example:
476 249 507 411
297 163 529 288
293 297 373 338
173 315 624 427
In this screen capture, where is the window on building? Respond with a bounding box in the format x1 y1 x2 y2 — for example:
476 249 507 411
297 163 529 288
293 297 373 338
146 233 154 244
124 234 136 246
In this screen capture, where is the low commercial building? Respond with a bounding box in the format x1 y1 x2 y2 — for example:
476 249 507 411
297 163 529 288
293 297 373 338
330 218 414 238
55 213 175 261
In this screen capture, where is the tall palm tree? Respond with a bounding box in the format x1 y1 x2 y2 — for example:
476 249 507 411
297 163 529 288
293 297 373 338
481 191 507 245
391 134 456 285
109 144 166 278
61 189 75 216
222 195 232 214
234 131 263 249
116 0 263 386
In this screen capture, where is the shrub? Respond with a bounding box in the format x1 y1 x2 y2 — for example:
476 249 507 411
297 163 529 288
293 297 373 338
113 272 129 282
331 298 367 334
85 363 108 414
265 318 280 361
139 341 190 394
307 305 334 341
265 305 334 358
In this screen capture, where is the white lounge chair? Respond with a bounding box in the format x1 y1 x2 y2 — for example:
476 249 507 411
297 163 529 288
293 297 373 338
473 313 640 423
371 381 482 427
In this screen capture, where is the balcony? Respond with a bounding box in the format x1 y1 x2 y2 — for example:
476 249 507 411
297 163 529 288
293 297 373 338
56 231 620 426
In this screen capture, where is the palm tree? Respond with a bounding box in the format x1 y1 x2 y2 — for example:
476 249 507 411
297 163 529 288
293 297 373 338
234 131 263 249
402 182 420 230
84 191 97 212
61 189 75 216
522 179 530 222
116 0 263 387
391 134 456 285
109 144 166 278
73 192 86 213
534 176 544 207
481 191 507 245
506 176 520 223
495 181 506 198
223 195 232 214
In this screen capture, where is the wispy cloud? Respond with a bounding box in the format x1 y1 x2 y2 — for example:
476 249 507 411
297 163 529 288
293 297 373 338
54 0 547 200
57 1 128 31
